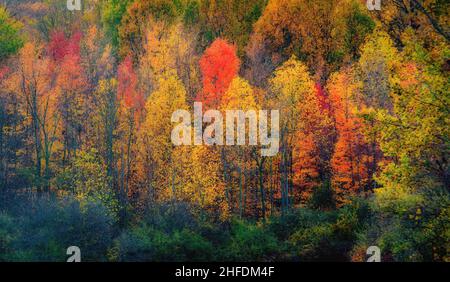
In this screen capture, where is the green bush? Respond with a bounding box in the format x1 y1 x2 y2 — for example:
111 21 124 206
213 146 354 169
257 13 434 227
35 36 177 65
221 220 280 261
113 224 213 261
307 180 336 210
112 201 214 261
353 188 450 262
289 223 335 261
0 6 23 61
267 208 335 242
1 197 114 261
0 212 19 261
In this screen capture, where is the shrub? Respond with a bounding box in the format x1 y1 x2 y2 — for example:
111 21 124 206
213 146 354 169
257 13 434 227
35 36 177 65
221 220 280 261
113 224 213 261
353 188 450 262
142 201 198 233
0 212 19 261
55 149 119 222
289 223 335 261
307 180 336 210
112 201 213 261
3 197 114 261
267 208 335 241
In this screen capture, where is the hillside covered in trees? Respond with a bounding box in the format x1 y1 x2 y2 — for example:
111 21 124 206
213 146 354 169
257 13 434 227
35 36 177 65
0 0 448 262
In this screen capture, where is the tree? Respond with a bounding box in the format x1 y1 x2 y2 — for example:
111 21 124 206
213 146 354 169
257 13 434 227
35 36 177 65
328 70 370 206
35 0 78 41
196 0 266 53
49 31 87 164
101 0 131 55
351 30 401 192
292 131 320 204
117 54 144 220
118 55 144 110
358 29 450 262
94 78 119 196
270 56 318 212
6 42 56 192
138 21 200 101
372 0 449 46
330 120 369 206
137 72 189 203
80 25 118 89
197 38 240 110
0 63 27 203
0 5 23 61
247 0 373 83
356 30 400 111
374 31 449 211
56 149 119 221
220 77 261 218
118 0 179 61
185 145 228 220
334 0 375 61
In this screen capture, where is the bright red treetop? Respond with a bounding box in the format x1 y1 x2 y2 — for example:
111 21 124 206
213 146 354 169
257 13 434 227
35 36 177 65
118 55 144 111
47 30 86 94
47 31 84 87
197 38 240 109
48 31 82 63
48 31 69 62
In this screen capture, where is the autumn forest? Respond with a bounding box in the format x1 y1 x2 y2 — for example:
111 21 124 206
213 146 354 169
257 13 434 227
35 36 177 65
0 0 448 262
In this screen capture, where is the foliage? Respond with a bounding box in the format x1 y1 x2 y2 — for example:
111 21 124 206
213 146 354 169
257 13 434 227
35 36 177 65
222 220 280 261
0 0 448 262
197 38 240 109
0 5 23 61
56 149 120 222
101 0 131 53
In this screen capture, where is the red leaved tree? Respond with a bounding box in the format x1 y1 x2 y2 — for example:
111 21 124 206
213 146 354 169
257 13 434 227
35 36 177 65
48 30 86 162
118 54 144 112
197 38 240 109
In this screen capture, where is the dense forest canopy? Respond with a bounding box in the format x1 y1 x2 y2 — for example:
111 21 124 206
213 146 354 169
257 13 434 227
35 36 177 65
0 0 448 262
